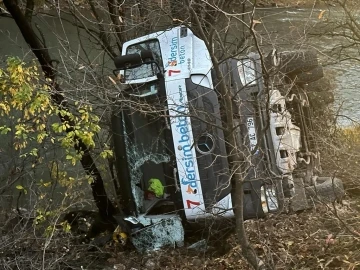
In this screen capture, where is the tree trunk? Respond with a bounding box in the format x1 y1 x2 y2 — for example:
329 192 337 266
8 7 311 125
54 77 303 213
186 3 265 269
3 0 118 221
24 0 34 23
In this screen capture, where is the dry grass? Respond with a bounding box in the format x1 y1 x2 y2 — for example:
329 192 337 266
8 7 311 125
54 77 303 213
100 202 360 269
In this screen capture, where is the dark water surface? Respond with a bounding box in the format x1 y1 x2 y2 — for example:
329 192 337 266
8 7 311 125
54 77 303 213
0 6 357 126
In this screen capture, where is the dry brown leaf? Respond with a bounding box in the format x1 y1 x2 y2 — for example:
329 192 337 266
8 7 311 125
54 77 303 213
318 10 326 20
108 76 117 85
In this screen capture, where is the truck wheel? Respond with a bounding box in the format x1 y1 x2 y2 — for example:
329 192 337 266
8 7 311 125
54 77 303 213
279 50 319 74
305 177 345 204
308 91 335 106
289 65 324 84
304 76 332 93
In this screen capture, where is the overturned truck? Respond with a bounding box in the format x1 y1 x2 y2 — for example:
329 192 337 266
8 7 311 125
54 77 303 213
111 26 344 251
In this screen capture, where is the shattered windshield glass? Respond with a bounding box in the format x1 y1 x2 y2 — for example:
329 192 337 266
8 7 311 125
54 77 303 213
127 81 160 97
125 40 163 80
122 109 173 214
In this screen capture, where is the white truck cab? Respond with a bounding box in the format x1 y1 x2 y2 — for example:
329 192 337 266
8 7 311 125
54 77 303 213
111 26 343 251
113 26 238 222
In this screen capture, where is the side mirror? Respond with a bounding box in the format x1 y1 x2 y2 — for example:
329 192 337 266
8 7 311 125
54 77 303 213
113 50 163 79
114 53 142 70
140 50 155 63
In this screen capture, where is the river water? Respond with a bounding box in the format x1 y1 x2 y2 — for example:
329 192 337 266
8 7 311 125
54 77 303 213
1 6 357 125
255 6 359 126
0 5 358 126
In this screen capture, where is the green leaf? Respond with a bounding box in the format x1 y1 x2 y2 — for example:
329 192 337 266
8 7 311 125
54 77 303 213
0 126 11 134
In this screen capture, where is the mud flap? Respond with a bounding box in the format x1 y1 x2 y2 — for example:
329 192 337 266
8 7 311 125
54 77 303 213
242 179 281 220
243 180 266 220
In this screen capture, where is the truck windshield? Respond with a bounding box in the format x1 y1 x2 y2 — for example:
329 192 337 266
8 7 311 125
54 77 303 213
123 106 174 214
127 81 160 97
125 39 163 80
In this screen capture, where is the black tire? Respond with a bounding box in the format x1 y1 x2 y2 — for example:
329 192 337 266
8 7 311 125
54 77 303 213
305 177 344 204
289 65 324 84
304 74 333 93
308 91 335 107
279 50 319 74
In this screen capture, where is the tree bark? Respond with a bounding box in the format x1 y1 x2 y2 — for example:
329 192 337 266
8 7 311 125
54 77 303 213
24 0 34 23
107 0 124 51
3 0 117 221
186 3 265 269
